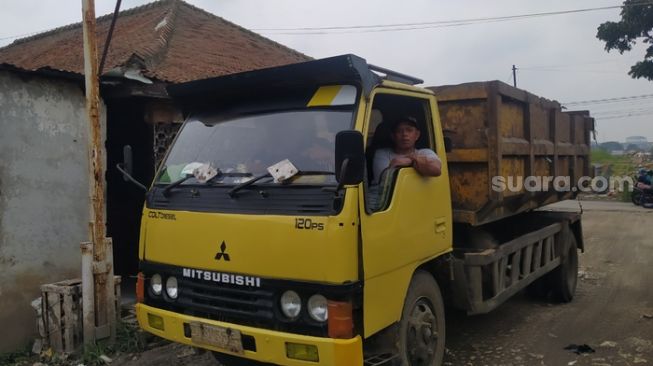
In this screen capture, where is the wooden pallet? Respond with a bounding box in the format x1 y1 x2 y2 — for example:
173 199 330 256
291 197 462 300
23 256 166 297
39 276 121 354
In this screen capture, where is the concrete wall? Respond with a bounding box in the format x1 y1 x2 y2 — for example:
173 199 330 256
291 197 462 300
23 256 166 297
0 70 105 352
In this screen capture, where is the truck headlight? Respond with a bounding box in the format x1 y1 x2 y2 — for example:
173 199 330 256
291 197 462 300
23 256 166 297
166 276 178 299
280 290 301 319
150 274 162 295
307 294 328 322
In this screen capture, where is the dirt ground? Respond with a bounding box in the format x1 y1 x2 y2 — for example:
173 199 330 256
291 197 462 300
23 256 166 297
108 201 653 366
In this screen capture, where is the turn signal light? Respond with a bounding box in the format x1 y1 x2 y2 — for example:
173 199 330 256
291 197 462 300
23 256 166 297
136 272 145 303
327 300 353 339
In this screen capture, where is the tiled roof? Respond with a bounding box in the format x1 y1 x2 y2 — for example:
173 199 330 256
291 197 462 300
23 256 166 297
0 0 310 83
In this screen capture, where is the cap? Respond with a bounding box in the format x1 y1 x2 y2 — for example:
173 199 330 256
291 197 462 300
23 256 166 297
393 116 419 131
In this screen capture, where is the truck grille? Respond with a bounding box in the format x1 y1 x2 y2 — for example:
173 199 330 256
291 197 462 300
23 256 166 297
176 278 276 323
143 268 331 337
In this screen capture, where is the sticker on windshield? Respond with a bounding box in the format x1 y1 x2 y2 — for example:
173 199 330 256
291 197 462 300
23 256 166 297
267 159 298 183
307 85 356 107
180 162 218 183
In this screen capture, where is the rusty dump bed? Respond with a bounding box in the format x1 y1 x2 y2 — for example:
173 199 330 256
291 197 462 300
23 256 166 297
429 81 594 226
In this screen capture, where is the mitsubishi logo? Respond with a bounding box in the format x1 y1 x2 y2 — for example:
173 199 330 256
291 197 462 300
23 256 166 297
215 241 231 261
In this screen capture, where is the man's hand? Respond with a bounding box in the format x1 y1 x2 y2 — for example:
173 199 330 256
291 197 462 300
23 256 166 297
390 156 413 167
408 152 442 177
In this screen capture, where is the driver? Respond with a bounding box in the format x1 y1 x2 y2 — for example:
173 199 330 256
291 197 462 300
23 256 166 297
372 116 441 184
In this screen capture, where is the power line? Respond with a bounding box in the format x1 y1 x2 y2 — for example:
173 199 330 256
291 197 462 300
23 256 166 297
597 110 653 120
563 93 653 106
252 2 653 34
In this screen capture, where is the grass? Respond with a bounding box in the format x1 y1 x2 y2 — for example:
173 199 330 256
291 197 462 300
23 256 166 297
80 321 148 366
590 148 638 202
0 346 32 366
0 321 149 366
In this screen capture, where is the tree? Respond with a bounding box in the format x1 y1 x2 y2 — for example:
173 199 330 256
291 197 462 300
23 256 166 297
596 0 653 80
600 141 625 151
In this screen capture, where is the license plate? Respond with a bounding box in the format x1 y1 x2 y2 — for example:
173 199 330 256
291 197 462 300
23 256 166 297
189 322 244 354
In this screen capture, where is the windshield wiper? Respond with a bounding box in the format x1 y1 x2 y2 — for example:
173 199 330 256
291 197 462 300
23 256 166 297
227 170 335 198
228 173 272 198
162 174 193 197
162 167 226 197
293 170 335 176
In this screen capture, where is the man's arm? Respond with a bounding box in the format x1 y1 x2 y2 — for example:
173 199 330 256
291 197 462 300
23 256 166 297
410 150 441 177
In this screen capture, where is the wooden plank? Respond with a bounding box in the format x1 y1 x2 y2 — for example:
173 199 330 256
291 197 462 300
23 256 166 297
47 292 63 353
62 294 74 353
114 275 122 322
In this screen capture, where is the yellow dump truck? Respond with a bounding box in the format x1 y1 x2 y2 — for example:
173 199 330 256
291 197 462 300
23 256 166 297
130 55 593 366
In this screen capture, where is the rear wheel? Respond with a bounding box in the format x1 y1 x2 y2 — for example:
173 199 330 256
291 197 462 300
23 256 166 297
550 234 579 302
397 271 446 366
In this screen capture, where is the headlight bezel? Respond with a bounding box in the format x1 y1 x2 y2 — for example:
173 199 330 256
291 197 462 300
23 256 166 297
280 290 302 320
165 276 179 300
150 273 163 296
307 294 328 322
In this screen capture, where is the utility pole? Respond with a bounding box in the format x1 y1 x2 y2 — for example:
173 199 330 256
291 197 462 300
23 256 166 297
512 64 517 88
81 0 116 346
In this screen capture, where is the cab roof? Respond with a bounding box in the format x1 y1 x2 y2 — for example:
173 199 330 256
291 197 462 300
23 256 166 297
167 54 430 102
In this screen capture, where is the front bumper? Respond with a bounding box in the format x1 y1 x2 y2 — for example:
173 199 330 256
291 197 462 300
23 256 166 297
136 304 363 366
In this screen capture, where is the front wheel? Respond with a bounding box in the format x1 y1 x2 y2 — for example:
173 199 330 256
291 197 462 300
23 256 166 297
397 271 446 366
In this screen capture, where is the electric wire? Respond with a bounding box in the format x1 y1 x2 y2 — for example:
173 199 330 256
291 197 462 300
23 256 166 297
251 2 653 34
563 93 653 106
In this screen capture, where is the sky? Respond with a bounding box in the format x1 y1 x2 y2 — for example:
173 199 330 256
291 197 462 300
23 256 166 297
0 0 651 143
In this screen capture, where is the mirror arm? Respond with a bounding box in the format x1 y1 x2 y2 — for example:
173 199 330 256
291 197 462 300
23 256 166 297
116 163 148 192
323 158 351 194
335 158 350 192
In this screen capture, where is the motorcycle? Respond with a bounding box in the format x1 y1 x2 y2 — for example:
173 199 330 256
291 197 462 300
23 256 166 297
632 181 653 208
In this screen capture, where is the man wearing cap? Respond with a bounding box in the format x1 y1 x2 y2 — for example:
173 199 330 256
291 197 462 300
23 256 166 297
372 116 442 184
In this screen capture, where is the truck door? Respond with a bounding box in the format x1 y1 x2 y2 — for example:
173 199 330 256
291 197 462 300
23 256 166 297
359 90 452 337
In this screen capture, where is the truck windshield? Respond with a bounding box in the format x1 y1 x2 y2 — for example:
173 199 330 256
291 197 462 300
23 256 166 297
157 109 353 185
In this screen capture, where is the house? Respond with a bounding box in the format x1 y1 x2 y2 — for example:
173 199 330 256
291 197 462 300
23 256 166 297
0 0 309 351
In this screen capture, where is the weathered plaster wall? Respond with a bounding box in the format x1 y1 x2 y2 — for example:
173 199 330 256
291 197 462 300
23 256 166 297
0 70 105 352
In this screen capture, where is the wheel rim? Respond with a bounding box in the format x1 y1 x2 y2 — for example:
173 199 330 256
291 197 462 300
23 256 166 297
406 297 439 366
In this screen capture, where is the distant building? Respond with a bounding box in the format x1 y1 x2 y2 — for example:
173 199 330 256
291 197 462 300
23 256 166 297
624 136 651 150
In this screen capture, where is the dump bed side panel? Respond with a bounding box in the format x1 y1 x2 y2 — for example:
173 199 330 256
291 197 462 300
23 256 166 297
430 81 594 226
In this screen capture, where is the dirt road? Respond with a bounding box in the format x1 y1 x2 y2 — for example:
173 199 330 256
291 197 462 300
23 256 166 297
116 201 652 366
444 201 653 365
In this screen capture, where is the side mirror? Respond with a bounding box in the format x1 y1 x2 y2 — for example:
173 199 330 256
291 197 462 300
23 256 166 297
335 130 365 186
122 145 134 181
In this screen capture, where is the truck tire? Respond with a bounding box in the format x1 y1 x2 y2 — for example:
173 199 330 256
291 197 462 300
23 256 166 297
550 234 579 302
397 271 446 366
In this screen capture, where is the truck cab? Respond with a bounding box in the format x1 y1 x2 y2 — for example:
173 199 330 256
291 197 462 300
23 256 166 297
135 54 584 366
